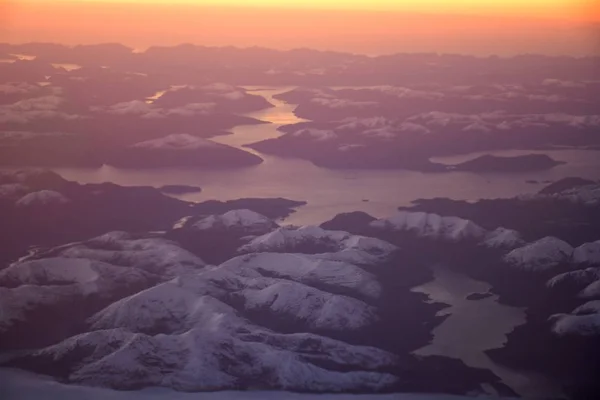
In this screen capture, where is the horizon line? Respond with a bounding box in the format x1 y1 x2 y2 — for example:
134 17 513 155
3 41 600 59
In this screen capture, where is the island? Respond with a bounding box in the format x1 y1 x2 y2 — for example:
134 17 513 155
448 154 565 172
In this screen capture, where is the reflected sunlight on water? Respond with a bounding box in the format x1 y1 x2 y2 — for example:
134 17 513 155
145 85 187 104
10 54 37 61
210 87 307 155
42 86 600 226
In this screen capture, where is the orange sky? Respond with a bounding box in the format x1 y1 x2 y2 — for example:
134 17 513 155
1 0 599 55
11 0 600 18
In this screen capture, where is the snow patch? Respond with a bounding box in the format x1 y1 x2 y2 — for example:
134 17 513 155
370 211 487 242
482 228 525 250
241 280 378 330
0 258 101 287
222 253 382 300
504 237 573 271
192 209 278 235
573 240 600 265
542 184 600 206
29 232 209 278
238 226 398 266
547 266 600 300
31 254 394 391
0 183 30 199
551 300 600 337
15 190 69 206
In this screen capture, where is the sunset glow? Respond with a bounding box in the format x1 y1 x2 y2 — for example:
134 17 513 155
2 0 599 55
2 0 600 395
18 0 600 18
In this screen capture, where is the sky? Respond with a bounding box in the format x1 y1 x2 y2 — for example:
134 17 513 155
1 0 599 55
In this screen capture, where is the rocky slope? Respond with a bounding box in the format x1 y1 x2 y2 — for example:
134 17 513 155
0 170 307 267
322 201 600 399
400 178 600 244
0 231 207 349
0 208 508 394
1 171 598 397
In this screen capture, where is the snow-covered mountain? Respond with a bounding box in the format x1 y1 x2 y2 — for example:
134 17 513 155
221 253 382 301
0 257 151 289
191 209 278 235
241 280 378 330
89 254 381 334
3 199 594 395
0 221 418 392
238 225 399 266
0 169 68 189
537 183 600 206
0 183 30 200
0 232 208 349
573 240 600 265
0 258 154 335
369 211 524 251
5 244 399 391
504 236 600 272
21 231 208 277
503 237 574 271
481 227 525 249
550 300 600 336
15 190 70 207
547 266 600 299
9 318 397 391
370 211 487 242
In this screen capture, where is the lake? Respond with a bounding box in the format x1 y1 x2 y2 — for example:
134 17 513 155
7 86 579 397
413 266 564 398
48 86 600 225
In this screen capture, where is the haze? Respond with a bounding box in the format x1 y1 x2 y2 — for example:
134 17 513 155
2 0 599 55
2 0 600 396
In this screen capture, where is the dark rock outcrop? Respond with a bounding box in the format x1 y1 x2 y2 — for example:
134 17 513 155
466 292 493 301
487 310 600 400
158 185 202 194
320 211 377 234
0 172 194 266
